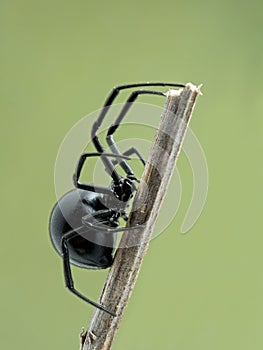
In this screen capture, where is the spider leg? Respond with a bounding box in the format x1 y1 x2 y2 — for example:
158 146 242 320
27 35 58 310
112 147 146 167
73 152 130 194
61 228 117 317
91 82 185 142
106 90 166 176
91 83 185 180
82 210 145 233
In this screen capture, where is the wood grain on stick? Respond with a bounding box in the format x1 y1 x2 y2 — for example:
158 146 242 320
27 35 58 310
82 83 202 350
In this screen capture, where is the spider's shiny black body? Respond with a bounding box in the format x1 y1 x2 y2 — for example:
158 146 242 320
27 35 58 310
49 189 117 269
49 82 185 316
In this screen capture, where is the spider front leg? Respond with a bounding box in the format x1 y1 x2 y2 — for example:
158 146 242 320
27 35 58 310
61 228 117 316
91 82 185 142
106 90 165 176
91 82 185 179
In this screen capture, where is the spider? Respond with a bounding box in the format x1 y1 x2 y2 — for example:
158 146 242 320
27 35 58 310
49 82 185 316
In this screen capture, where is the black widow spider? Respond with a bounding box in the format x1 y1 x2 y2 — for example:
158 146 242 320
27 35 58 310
49 82 185 316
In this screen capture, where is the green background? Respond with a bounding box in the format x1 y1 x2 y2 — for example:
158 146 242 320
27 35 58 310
1 1 262 349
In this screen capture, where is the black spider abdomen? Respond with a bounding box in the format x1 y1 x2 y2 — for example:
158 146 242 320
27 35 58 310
49 189 116 269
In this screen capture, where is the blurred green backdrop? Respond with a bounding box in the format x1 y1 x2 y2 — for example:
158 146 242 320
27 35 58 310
1 1 263 349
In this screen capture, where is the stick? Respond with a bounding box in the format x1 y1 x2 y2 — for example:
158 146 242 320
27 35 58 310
81 82 202 350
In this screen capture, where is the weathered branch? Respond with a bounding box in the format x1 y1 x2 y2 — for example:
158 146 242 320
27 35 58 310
81 83 202 350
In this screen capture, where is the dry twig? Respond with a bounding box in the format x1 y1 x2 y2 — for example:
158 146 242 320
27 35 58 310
81 82 202 350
